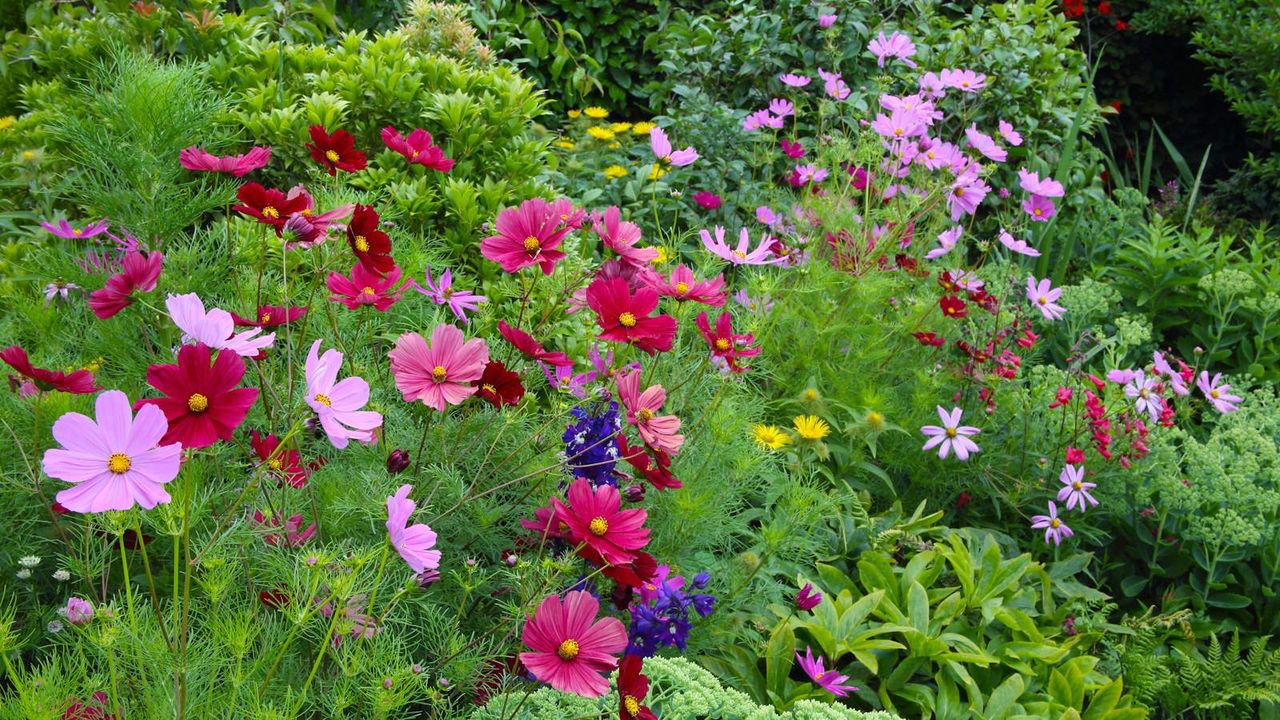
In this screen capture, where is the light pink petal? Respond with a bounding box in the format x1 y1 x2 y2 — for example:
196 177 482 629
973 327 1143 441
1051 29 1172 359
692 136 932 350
51 412 108 456
126 403 170 455
95 390 134 451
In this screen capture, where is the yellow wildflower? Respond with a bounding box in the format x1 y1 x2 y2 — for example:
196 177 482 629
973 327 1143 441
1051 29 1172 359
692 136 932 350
647 162 666 181
649 246 670 265
587 126 615 141
567 109 582 119
793 415 831 441
583 106 609 119
753 424 793 451
610 122 633 133
553 138 576 150
631 121 654 135
0 116 15 132
603 165 627 180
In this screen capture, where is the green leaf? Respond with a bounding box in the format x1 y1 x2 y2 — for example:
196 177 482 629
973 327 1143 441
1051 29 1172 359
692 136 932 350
765 623 796 701
984 673 1025 720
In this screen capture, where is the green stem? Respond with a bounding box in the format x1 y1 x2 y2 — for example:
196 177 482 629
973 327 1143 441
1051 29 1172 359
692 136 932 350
133 518 172 650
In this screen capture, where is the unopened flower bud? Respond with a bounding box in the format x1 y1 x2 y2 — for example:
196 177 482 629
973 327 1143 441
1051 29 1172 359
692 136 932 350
417 569 441 588
386 448 411 474
623 483 645 503
382 677 394 689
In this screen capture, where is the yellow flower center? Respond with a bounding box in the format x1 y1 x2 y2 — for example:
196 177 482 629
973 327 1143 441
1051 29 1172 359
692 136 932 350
73 228 82 236
733 250 747 260
1072 481 1083 490
1038 296 1047 305
954 187 965 197
588 516 609 536
107 452 132 474
814 671 825 681
714 338 730 351
946 427 957 438
325 150 340 162
442 287 454 299
675 281 689 295
962 81 970 88
1050 518 1061 528
314 393 332 406
623 695 640 716
362 286 376 295
262 206 279 219
1211 389 1219 398
482 383 497 395
432 365 447 382
354 235 370 252
557 639 580 660
894 127 904 136
523 236 540 252
618 312 637 328
637 408 654 423
261 312 271 324
1034 208 1043 216
268 457 283 471
187 393 209 412
867 411 884 428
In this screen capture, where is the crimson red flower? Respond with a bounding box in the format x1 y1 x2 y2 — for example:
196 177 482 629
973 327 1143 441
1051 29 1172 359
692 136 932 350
955 491 972 509
250 430 310 488
259 588 290 609
1049 386 1073 409
233 182 308 234
473 360 524 407
380 126 454 171
937 270 960 293
497 320 573 367
135 343 259 449
63 691 117 720
552 479 650 565
911 331 945 347
88 251 164 319
617 434 680 490
346 204 395 276
939 295 967 319
617 655 657 720
592 549 657 590
0 346 99 394
231 304 308 328
306 125 366 175
694 311 760 373
586 277 677 355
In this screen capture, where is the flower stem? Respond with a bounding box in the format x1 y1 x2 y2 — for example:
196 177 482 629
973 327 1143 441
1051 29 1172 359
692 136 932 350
133 517 172 650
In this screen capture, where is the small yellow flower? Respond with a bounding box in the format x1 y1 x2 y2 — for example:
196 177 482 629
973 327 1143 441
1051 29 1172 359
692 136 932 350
0 116 15 132
865 410 885 430
567 109 582 119
793 415 831 441
631 121 654 135
603 165 627 180
607 141 621 149
21 149 37 162
610 122 633 133
583 106 609 119
553 139 576 150
753 424 793 451
586 126 615 141
649 246 670 265
647 162 666 181
802 387 821 403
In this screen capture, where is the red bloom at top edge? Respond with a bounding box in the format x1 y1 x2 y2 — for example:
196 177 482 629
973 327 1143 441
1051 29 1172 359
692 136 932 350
497 320 573 367
306 125 367 176
586 277 677 355
0 346 100 394
346 204 395 277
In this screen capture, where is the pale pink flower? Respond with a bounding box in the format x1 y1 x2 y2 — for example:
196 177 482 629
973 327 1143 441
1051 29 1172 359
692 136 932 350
779 73 811 88
1017 168 1065 197
939 68 987 93
1026 275 1065 321
921 406 980 460
926 226 961 260
1031 501 1073 545
650 127 698 167
1197 372 1241 413
386 484 441 574
616 369 683 455
388 324 488 411
871 110 925 140
769 98 794 117
305 339 382 448
998 228 1040 257
166 293 275 358
65 597 94 625
998 120 1023 146
700 226 783 266
965 124 1006 162
868 31 917 68
918 71 945 99
1056 465 1098 512
818 14 837 28
948 171 990 220
1152 351 1189 396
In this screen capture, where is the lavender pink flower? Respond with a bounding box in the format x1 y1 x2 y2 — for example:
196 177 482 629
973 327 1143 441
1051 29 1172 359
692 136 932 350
1031 501 1073 545
305 339 382 448
868 31 917 68
1197 372 1241 413
386 484 441 574
921 406 980 460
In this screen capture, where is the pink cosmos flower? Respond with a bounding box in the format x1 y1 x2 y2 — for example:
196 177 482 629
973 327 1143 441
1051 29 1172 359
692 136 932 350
692 191 722 210
552 479 650 565
939 68 987 92
179 146 271 176
281 185 354 249
1197 372 1241 413
44 279 79 306
650 127 698 167
756 206 779 226
794 164 829 185
742 109 777 132
541 362 594 398
654 264 726 306
998 120 1023 146
921 406 981 460
918 71 945 99
700 226 782 266
1031 501 1074 545
796 646 857 696
65 597 94 626
1017 169 1065 197
305 339 382 449
327 263 407 312
1057 464 1098 512
948 171 991 220
781 138 806 158
41 390 183 512
380 126 454 172
481 198 570 275
595 206 658 268
769 98 794 117
388 324 489 411
386 484 441 574
1123 371 1162 422
167 293 276 357
1023 194 1057 221
818 14 837 27
1026 275 1065 321
926 225 961 259
1152 351 1189 396
41 217 110 240
519 590 627 697
411 267 486 324
998 228 1040 257
779 73 811 87
88 251 163 319
868 31 917 68
965 125 1006 162
616 369 683 455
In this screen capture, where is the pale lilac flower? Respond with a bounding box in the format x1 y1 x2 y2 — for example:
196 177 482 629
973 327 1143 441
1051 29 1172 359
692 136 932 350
939 68 987 93
998 120 1023 146
733 289 774 314
44 280 79 306
700 226 784 266
1107 368 1140 385
412 267 487 324
921 406 981 460
1056 465 1098 512
1197 372 1241 413
742 111 766 132
1031 501 1074 545
1152 351 1189 396
868 31 918 68
166 293 276 358
954 269 984 292
305 339 382 449
818 14 837 28
65 597 94 626
948 171 990 221
650 127 698 167
998 228 1040 257
794 164 829 185
871 109 925 140
796 646 857 696
756 206 779 226
1026 275 1065 321
965 125 1006 162
817 68 850 100
880 94 940 124
1018 169 1065 197
779 73 811 87
41 217 109 240
1023 194 1057 222
540 362 595 398
386 484 441 574
769 98 794 117
1123 371 1163 422
926 226 961 260
917 138 960 171
918 71 945 99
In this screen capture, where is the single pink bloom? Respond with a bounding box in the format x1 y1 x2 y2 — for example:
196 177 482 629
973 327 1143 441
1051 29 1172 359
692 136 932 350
327 263 407 311
595 206 658 268
386 484 441 573
926 225 962 260
796 646 857 696
388 323 489 411
65 597 94 626
1056 464 1098 512
1031 501 1074 545
1197 371 1241 413
481 198 570 275
88 251 163 319
692 191 722 210
779 73 811 87
41 217 110 240
167 292 276 357
965 124 1006 162
998 120 1023 146
700 226 783 266
920 406 981 460
179 146 271 177
653 264 726 306
818 14 837 27
519 590 627 697
305 339 382 449
552 479 650 566
948 171 991 220
1018 168 1065 197
1023 194 1057 221
380 126 454 172
939 68 987 92
616 369 684 455
41 390 183 513
1026 275 1065 321
868 31 917 68
650 127 698 167
998 228 1040 257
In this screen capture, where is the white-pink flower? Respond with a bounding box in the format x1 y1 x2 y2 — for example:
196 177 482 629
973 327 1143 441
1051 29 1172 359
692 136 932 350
166 293 275 358
305 339 382 449
1026 275 1065 321
926 226 961 260
616 370 683 455
1056 464 1098 513
868 31 917 68
920 406 980 460
1152 351 1189 396
650 127 698 167
700 226 783 266
1197 371 1241 413
998 120 1023 146
386 484 441 574
1017 168 1064 197
1123 371 1163 422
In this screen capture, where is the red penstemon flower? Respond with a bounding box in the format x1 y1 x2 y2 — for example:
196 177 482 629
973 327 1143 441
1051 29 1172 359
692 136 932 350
586 277 677 355
135 343 259 449
473 360 524 407
497 320 572 366
694 311 760 373
939 295 967 319
233 182 308 234
552 479 650 566
250 430 311 488
345 204 395 276
0 346 100 394
306 125 367 175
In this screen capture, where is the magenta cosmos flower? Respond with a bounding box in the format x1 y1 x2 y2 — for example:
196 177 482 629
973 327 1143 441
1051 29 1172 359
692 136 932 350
654 264 726 306
135 343 259 450
818 13 837 27
939 68 987 92
1023 194 1057 222
167 293 276 358
649 127 698 167
519 590 627 697
388 323 489 411
305 339 382 449
411 267 486 324
41 217 109 240
692 191 722 210
796 646 857 696
327 263 407 312
779 72 811 87
553 479 650 565
65 597 94 626
380 126 454 172
41 390 183 512
481 198 570 275
948 171 991 221
868 31 917 68
1031 501 1074 545
1197 372 1241 413
616 369 684 456
1057 464 1098 513
88 250 163 319
386 484 441 574
179 146 271 177
700 226 782 266
999 120 1023 146
998 228 1040 257
1026 275 1065 321
595 206 658 269
1018 169 1065 197
921 406 981 460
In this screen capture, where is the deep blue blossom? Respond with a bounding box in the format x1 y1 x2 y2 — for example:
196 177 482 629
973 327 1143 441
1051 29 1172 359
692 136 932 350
563 401 623 487
626 566 714 656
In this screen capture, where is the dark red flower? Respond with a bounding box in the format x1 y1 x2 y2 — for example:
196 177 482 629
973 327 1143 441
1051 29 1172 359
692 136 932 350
617 434 681 490
939 295 967 319
135 344 259 449
694 311 760 372
386 448 411 474
345 204 395 276
306 125 366 175
0 346 99 394
586 278 678 355
250 430 310 488
955 490 972 509
259 588 290 609
231 304 308 328
473 360 524 407
87 251 164 319
617 656 657 720
63 691 116 720
911 331 945 347
497 320 572 366
233 182 308 234
381 126 454 172
592 549 657 589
